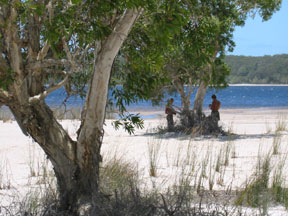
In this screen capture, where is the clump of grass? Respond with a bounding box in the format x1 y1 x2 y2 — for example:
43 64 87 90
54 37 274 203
0 157 12 190
235 152 272 209
224 141 232 166
208 155 216 191
235 149 288 214
147 137 162 177
196 148 210 193
231 140 237 159
28 141 38 177
265 120 272 134
215 147 223 173
272 132 281 155
275 115 287 132
100 156 140 196
271 154 288 209
236 135 288 214
0 180 60 216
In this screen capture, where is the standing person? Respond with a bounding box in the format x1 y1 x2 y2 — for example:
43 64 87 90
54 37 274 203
209 94 221 121
165 98 177 131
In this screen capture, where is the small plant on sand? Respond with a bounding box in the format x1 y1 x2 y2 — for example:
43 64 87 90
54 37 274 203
272 132 281 155
216 164 227 187
215 147 223 173
147 137 162 177
196 149 210 193
271 154 288 209
236 152 272 214
224 141 232 166
28 141 38 177
265 120 272 134
0 157 11 190
160 171 195 215
231 140 237 159
100 156 140 196
0 180 60 216
99 157 158 215
208 156 216 190
275 115 287 132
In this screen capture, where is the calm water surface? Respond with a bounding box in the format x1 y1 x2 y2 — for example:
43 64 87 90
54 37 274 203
45 86 288 110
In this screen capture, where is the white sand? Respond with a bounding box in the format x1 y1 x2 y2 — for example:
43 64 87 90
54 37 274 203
0 108 288 215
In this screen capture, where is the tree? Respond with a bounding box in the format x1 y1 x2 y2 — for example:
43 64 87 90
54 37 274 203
0 0 147 214
192 0 282 114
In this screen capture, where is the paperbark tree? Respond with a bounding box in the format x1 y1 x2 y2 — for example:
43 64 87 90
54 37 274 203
0 1 143 214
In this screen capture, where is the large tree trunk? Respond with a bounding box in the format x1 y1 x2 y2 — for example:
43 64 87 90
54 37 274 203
9 102 78 211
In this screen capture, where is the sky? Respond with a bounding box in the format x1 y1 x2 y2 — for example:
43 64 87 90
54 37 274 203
228 0 288 56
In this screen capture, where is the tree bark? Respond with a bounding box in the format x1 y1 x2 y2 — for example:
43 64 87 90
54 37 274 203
173 79 190 112
71 8 141 214
193 45 218 116
193 81 208 115
9 102 78 210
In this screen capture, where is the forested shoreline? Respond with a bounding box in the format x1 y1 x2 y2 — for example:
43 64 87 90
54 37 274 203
225 54 288 84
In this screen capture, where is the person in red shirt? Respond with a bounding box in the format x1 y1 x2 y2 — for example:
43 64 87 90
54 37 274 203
165 98 177 131
209 94 221 121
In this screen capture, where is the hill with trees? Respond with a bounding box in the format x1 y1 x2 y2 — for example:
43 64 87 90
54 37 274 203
225 54 288 84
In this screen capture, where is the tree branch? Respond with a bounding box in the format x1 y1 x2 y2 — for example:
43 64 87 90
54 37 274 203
46 0 54 24
29 74 68 103
42 68 66 74
62 36 73 63
28 59 72 70
4 4 22 78
62 36 78 74
37 40 50 61
0 89 10 105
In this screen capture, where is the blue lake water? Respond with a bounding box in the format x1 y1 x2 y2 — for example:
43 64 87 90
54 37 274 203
45 86 288 111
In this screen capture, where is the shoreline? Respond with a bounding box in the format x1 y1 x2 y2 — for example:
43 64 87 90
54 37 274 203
130 107 288 120
228 83 288 86
1 106 288 120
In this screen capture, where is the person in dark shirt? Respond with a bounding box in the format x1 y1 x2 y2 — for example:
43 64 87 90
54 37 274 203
165 98 177 131
209 94 221 121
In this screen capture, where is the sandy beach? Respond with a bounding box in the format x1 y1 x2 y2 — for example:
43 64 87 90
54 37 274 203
0 107 288 215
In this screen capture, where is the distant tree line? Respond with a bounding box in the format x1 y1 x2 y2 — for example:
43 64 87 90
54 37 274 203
225 54 288 84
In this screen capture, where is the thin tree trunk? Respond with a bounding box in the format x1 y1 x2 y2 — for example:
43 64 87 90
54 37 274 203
193 81 208 115
173 79 190 112
193 45 218 116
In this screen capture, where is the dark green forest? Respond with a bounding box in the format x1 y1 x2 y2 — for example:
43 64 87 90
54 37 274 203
225 54 288 84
